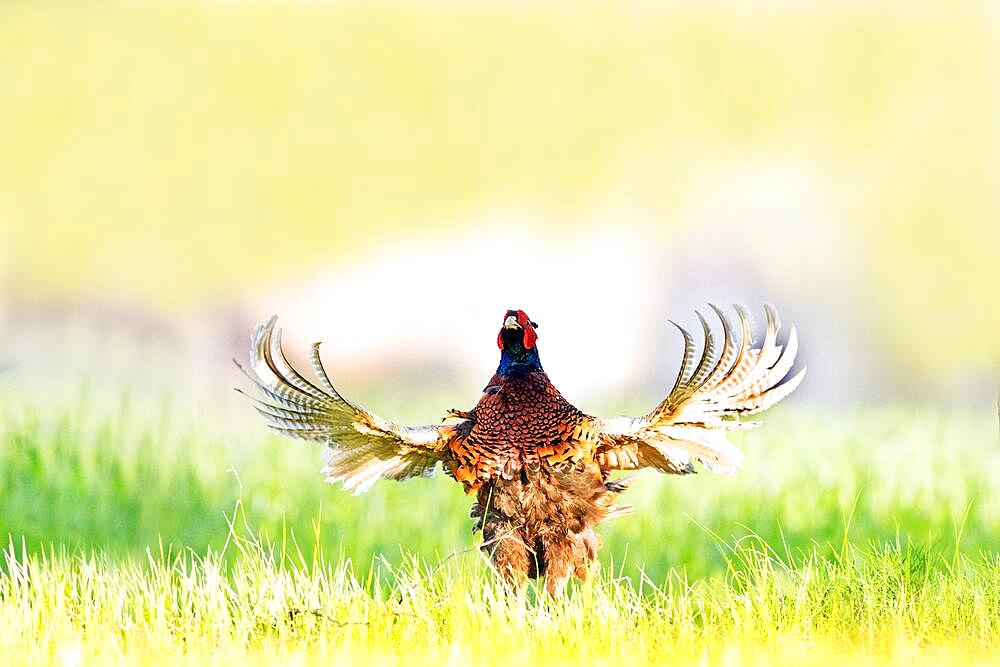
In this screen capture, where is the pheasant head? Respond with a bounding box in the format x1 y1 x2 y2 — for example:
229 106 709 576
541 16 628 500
496 309 542 376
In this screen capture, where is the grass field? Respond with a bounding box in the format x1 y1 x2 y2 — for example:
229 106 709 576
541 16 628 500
1 392 998 664
2 1 998 664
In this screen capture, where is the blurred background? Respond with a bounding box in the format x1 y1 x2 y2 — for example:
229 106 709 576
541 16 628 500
0 1 997 579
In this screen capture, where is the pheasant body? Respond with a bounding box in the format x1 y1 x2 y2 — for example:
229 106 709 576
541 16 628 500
449 371 592 487
472 461 611 598
449 370 622 596
238 305 805 597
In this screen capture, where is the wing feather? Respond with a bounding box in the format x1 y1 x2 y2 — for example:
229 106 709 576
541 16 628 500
686 311 717 390
309 342 344 400
667 320 697 396
238 316 463 494
701 303 738 391
705 304 756 398
595 304 805 476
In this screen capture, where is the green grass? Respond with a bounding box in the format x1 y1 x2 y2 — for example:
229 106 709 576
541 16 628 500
1 394 998 663
2 511 999 665
2 396 997 580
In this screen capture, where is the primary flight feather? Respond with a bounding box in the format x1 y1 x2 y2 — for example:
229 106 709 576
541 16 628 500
237 305 805 597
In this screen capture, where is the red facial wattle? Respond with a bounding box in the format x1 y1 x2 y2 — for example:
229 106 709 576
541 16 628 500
497 309 537 350
518 311 537 349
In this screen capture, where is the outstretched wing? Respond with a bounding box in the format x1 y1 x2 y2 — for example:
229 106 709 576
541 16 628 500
594 304 805 476
235 316 464 494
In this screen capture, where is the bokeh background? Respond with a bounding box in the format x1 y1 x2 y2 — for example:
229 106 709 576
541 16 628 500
0 1 997 582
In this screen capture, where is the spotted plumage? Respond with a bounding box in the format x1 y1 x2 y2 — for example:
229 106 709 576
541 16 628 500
450 371 590 487
237 305 805 597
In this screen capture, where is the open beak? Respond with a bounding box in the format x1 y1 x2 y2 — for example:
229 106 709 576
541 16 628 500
504 315 521 330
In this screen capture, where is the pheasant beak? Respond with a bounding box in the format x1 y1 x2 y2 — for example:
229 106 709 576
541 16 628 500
504 315 521 330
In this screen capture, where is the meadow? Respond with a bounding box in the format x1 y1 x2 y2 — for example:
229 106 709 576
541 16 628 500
1 391 998 664
1 2 998 663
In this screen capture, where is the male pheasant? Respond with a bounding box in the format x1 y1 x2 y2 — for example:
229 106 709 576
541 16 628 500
237 305 805 597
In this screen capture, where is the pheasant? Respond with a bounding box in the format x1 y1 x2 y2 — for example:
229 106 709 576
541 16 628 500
237 305 804 598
